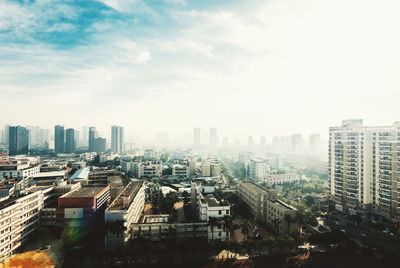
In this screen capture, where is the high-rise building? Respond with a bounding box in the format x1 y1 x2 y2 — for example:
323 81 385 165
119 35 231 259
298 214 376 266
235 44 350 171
111 126 124 153
74 129 80 148
65 128 76 153
209 127 217 148
2 124 9 144
28 126 40 147
9 126 29 155
38 128 50 147
247 158 269 181
81 126 88 147
94 137 107 154
309 134 321 152
291 134 304 153
193 128 200 148
54 125 65 154
247 136 254 147
260 136 267 146
89 127 96 152
329 119 400 220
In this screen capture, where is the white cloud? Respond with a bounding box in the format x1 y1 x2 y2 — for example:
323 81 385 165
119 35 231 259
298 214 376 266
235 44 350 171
1 0 400 139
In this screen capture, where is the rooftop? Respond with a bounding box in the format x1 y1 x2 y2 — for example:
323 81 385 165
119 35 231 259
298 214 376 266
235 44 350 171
70 167 90 180
203 193 229 207
32 171 66 178
108 181 143 211
60 186 108 199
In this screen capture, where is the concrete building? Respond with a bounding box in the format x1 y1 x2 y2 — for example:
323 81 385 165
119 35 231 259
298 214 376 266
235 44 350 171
0 157 40 190
58 185 111 220
104 181 145 247
193 128 201 148
8 126 29 155
237 182 298 235
247 158 269 181
172 164 190 177
191 179 230 241
94 137 106 154
201 159 221 177
0 187 52 262
88 127 96 152
209 127 217 148
329 119 400 221
65 128 76 154
111 126 124 154
54 125 65 154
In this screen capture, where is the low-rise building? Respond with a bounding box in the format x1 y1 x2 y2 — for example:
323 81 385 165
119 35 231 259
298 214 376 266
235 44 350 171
104 181 145 247
237 182 298 235
0 187 53 262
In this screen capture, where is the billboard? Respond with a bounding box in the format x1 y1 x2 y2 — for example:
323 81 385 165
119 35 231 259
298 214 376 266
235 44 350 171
65 208 84 219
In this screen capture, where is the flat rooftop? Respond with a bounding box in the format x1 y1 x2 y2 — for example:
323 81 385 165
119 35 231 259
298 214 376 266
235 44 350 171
70 167 90 180
240 181 265 193
141 214 169 224
108 181 143 211
60 186 108 199
32 171 66 178
203 193 229 207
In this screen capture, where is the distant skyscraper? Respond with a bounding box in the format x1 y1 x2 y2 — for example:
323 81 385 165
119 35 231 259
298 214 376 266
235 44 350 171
111 126 124 153
309 134 321 152
247 136 254 147
222 137 229 147
94 137 106 154
2 124 10 144
81 126 88 147
209 127 217 147
74 129 80 148
65 128 76 153
9 126 29 155
193 128 200 148
54 125 65 154
38 128 50 147
291 134 304 153
88 127 96 152
28 126 40 147
260 136 266 146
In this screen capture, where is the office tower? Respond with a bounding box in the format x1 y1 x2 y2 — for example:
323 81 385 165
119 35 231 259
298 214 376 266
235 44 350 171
260 136 266 146
28 126 40 147
54 125 65 154
2 124 9 144
81 126 88 147
74 129 80 148
309 134 321 152
94 137 106 154
111 126 124 153
291 134 304 153
38 128 50 147
65 128 76 153
89 127 96 152
247 136 254 147
193 128 200 148
209 127 217 147
329 119 400 220
9 126 29 155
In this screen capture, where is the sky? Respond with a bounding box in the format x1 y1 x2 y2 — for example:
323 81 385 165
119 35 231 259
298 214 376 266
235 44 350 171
1 0 400 141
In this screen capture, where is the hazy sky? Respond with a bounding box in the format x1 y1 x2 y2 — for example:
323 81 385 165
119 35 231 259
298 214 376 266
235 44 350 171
1 0 399 139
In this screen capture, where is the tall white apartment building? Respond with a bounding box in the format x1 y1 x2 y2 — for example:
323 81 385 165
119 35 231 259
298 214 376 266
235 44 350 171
329 119 400 221
0 187 52 262
111 126 124 154
247 158 269 181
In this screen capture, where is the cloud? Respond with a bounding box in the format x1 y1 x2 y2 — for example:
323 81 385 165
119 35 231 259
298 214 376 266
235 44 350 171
1 0 400 139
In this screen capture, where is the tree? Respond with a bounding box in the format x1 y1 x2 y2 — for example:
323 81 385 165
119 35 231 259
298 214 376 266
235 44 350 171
208 217 221 240
296 208 306 234
221 215 235 237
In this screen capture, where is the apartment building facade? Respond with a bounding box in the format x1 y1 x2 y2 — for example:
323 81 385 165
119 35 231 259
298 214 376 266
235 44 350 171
329 119 400 221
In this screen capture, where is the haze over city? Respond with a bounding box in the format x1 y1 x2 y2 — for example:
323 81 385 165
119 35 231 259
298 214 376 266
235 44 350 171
1 0 400 138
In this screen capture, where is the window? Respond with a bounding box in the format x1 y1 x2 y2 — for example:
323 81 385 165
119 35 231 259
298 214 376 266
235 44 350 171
219 210 222 215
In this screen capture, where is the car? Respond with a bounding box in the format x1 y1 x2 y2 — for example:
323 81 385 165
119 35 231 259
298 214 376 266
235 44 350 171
340 229 346 233
39 245 51 251
361 233 367 237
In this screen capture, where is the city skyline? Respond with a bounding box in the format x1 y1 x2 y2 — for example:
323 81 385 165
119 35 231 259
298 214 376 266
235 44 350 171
1 0 400 136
